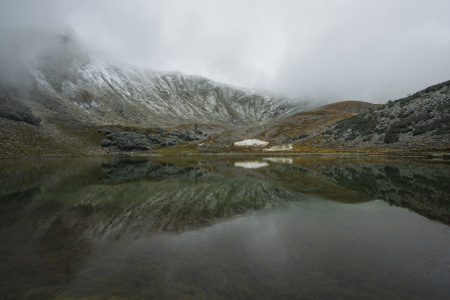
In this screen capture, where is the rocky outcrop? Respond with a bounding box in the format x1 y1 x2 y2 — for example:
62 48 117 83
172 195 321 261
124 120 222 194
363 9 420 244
98 128 150 151
102 132 150 151
98 126 207 152
148 128 205 147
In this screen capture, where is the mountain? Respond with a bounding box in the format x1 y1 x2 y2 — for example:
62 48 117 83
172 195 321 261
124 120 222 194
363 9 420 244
0 27 308 128
0 26 448 157
200 82 449 153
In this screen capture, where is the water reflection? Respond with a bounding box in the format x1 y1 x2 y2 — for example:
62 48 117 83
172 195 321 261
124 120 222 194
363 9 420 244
0 156 449 299
234 161 269 168
0 156 449 235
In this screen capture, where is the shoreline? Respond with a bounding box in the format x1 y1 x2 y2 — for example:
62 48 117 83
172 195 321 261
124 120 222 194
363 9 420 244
1 149 449 161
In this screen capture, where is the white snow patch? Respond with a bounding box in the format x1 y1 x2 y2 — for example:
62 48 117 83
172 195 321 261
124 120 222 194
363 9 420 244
234 139 269 147
263 144 293 151
264 158 293 164
72 101 95 114
234 161 269 169
90 101 100 108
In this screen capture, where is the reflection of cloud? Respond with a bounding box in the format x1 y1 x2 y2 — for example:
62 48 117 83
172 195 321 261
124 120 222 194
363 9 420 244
264 158 293 164
234 161 269 169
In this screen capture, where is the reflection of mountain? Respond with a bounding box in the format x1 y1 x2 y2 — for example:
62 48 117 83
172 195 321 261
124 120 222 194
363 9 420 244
0 157 449 299
64 160 302 238
0 158 304 241
0 158 304 298
101 159 207 183
301 159 450 225
255 161 373 203
0 187 39 229
1 157 448 241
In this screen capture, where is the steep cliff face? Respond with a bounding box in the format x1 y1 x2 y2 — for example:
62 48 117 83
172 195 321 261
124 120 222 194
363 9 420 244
4 27 307 128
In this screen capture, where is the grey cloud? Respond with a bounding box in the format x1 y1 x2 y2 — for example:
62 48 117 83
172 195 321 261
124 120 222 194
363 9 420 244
1 0 449 103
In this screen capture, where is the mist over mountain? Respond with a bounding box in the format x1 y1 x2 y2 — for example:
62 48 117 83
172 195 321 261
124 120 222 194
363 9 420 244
0 26 309 128
0 25 448 158
1 0 450 103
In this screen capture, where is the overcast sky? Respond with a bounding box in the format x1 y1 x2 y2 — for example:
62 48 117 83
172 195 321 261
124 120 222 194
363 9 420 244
1 0 450 102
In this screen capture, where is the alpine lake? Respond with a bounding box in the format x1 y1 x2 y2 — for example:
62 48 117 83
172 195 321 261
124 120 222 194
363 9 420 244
0 155 449 299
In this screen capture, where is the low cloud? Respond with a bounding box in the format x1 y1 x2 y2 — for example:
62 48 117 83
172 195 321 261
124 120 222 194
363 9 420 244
1 0 450 103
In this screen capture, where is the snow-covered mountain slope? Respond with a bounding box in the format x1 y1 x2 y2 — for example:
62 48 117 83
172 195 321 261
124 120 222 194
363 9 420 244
33 60 306 127
5 27 309 127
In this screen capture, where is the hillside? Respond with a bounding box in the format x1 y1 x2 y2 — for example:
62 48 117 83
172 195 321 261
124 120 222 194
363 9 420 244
298 80 450 149
249 101 379 144
313 101 381 114
197 82 449 154
196 100 379 152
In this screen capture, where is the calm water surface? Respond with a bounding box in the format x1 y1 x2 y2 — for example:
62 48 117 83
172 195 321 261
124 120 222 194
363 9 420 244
0 156 449 299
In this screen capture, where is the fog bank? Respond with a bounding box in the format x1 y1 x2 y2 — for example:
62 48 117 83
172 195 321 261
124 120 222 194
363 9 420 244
1 0 450 103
